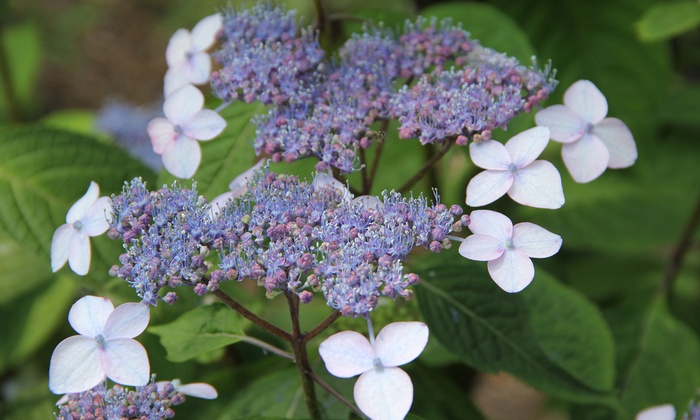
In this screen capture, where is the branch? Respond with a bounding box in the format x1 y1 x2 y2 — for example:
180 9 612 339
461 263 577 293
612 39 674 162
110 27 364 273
212 289 292 343
398 140 454 194
307 370 367 419
661 193 700 295
301 310 341 345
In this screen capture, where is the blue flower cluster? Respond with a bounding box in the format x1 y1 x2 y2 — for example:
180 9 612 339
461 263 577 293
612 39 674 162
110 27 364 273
108 169 467 316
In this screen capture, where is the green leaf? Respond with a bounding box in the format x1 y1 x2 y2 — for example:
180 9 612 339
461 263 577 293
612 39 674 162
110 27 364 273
416 254 616 405
148 303 245 362
0 234 54 305
218 367 304 419
656 83 700 127
0 21 42 120
636 2 700 42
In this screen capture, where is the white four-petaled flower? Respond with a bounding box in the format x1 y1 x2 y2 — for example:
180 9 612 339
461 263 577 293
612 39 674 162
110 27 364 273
535 80 637 183
49 296 151 394
319 322 429 420
156 379 218 399
147 84 226 179
459 210 562 293
51 181 112 276
466 126 564 209
164 13 223 96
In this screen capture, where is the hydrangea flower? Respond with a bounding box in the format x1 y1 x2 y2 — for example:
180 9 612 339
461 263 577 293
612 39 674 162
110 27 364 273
51 181 112 276
466 126 564 209
210 160 265 215
156 379 218 399
535 80 637 183
458 210 562 293
164 13 223 96
319 322 429 420
147 84 226 178
49 296 150 394
635 404 676 420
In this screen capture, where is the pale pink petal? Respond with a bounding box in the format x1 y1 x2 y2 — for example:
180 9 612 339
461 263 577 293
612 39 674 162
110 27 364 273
103 302 150 339
561 133 610 183
68 296 113 337
593 118 637 168
183 109 226 141
469 139 511 170
190 13 223 52
319 331 375 378
487 250 535 293
467 210 513 242
354 367 413 420
66 182 99 223
162 136 202 179
177 383 218 399
165 29 191 67
164 65 190 97
186 52 212 85
49 336 104 394
102 339 150 386
508 161 565 209
505 126 550 167
67 231 91 276
147 118 176 154
535 105 586 143
458 234 505 261
83 197 112 236
512 222 562 258
466 170 513 207
51 224 77 272
635 404 676 420
563 80 608 124
163 84 203 125
373 322 429 367
229 160 264 195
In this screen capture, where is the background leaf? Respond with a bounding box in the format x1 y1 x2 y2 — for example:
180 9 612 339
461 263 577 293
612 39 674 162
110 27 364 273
636 1 700 42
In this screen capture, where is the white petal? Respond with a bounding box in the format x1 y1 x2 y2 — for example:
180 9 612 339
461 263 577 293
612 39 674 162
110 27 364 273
163 84 204 125
593 118 637 168
49 336 104 394
147 118 176 154
467 210 513 242
186 51 212 85
635 404 676 420
353 195 383 210
177 383 218 399
512 222 562 258
469 139 511 170
508 161 565 209
67 231 91 276
103 302 150 339
162 136 202 179
102 338 150 386
535 105 586 143
66 182 99 223
164 65 190 97
487 250 535 293
69 295 114 337
312 172 352 201
183 109 226 141
229 160 265 194
465 170 513 207
561 133 610 183
83 197 112 236
354 367 413 420
210 192 234 218
165 29 191 67
190 13 223 52
563 80 608 124
505 126 550 167
319 331 375 378
51 224 77 272
459 234 505 261
373 322 429 367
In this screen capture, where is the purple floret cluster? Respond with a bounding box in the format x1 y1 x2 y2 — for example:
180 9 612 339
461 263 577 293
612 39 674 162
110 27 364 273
107 169 467 317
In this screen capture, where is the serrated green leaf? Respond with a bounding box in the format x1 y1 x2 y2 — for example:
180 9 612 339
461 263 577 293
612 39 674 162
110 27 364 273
218 367 304 419
636 2 700 42
416 255 616 405
148 303 245 362
0 234 54 305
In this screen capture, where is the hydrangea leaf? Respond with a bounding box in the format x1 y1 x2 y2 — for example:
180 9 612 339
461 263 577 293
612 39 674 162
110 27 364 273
635 2 700 42
148 303 245 362
416 255 617 405
0 22 41 120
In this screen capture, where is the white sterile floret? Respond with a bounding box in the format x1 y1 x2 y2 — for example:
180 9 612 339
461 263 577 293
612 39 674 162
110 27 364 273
319 322 429 420
466 126 564 209
164 13 223 96
535 80 637 183
458 210 562 293
147 84 226 179
635 404 676 420
156 379 218 399
49 296 150 394
51 181 112 276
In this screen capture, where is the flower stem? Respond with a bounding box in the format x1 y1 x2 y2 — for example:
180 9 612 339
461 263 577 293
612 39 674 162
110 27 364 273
301 310 341 345
307 370 367 419
367 119 391 193
212 288 292 343
398 139 454 194
240 336 295 361
661 193 700 296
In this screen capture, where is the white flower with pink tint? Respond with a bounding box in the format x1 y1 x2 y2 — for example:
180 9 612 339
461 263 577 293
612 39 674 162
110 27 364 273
466 127 564 209
148 84 226 179
156 379 218 399
459 210 562 293
49 296 150 394
319 322 428 420
635 404 675 420
535 80 637 183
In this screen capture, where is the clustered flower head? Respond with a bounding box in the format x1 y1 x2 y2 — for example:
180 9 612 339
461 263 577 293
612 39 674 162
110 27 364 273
107 167 467 317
